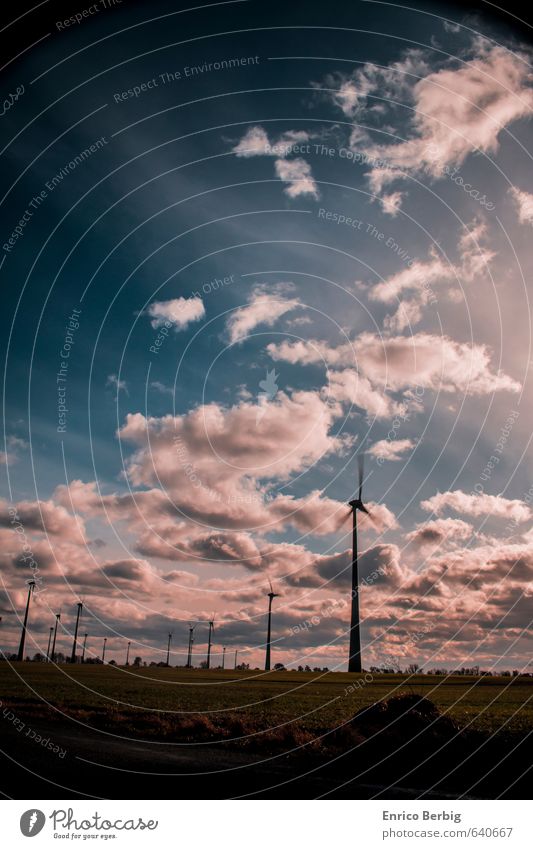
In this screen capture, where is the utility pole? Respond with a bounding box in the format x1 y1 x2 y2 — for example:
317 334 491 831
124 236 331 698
17 580 36 661
70 602 83 664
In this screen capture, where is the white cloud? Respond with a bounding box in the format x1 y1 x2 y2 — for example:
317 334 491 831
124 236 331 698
509 185 533 225
274 158 319 198
368 438 415 462
420 490 531 523
227 285 302 343
147 296 205 330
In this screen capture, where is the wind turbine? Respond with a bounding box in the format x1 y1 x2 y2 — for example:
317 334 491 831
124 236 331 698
166 633 172 667
51 611 61 663
46 626 53 663
17 579 36 661
126 641 132 666
81 633 88 663
206 614 215 669
186 624 196 668
70 601 83 664
347 454 371 673
265 579 279 671
102 636 107 664
222 646 226 670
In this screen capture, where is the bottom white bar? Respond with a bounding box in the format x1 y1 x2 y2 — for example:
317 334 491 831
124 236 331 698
1 799 530 847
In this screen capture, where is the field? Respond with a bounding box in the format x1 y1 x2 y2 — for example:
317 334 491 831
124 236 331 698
1 663 532 799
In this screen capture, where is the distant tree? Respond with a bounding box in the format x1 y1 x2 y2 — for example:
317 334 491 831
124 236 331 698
133 656 142 667
273 662 285 671
236 663 249 670
304 665 311 672
297 665 304 672
109 659 117 666
32 653 45 662
406 663 420 674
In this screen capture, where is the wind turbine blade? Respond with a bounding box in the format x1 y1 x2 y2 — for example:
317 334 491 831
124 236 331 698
358 453 364 501
268 578 273 594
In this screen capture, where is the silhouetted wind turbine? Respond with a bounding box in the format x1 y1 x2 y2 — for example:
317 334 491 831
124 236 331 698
347 454 372 673
46 626 53 662
265 579 279 671
102 636 107 664
234 649 238 669
81 633 88 663
166 632 172 667
70 601 83 664
51 611 60 663
17 580 36 661
222 646 226 669
126 641 132 666
186 624 196 668
206 614 215 669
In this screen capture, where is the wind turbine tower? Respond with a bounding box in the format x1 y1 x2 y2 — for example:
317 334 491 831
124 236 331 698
206 615 215 669
186 624 195 668
347 455 370 673
265 580 279 671
17 580 36 661
51 612 60 663
70 602 83 664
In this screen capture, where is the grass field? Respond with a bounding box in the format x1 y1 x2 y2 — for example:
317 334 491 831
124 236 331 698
2 663 532 741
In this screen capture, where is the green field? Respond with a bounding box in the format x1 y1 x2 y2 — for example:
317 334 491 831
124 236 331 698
1 663 532 741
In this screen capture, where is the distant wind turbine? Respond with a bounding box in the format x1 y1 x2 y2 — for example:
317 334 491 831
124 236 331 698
206 614 215 669
166 632 172 667
70 601 83 664
17 580 36 661
346 453 372 673
51 611 61 663
265 579 279 671
186 623 196 668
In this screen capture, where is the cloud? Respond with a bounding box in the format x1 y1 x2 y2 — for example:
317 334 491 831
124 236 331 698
406 517 474 549
368 438 415 462
380 191 404 216
146 296 205 330
106 374 128 398
227 285 302 343
0 436 26 465
0 497 86 543
420 490 531 523
232 126 311 158
274 158 319 198
509 185 533 225
268 331 520 405
232 125 271 157
328 44 533 190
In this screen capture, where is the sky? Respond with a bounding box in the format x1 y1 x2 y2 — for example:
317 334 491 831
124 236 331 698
1 0 533 670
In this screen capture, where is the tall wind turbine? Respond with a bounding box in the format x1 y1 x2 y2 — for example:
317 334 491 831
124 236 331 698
70 601 83 664
165 633 172 667
17 579 36 661
46 626 53 663
51 611 61 663
265 579 279 671
347 454 371 673
102 636 107 664
81 633 88 663
126 641 132 666
186 624 196 668
206 614 215 669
